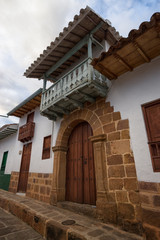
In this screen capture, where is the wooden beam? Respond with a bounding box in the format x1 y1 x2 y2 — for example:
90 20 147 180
98 63 117 79
133 41 150 62
89 83 107 97
114 54 132 71
77 24 89 32
45 22 103 78
45 34 89 77
65 97 83 108
69 31 81 39
52 105 70 114
77 90 95 103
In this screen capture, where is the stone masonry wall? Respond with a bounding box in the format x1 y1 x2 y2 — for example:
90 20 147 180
26 173 52 203
53 97 143 236
9 171 52 204
139 181 160 240
9 171 19 193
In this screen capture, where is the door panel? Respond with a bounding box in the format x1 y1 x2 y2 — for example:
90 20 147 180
18 143 32 192
1 151 8 172
66 122 96 205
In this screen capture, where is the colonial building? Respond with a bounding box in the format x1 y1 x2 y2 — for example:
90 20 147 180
4 6 160 240
92 11 160 240
6 88 54 203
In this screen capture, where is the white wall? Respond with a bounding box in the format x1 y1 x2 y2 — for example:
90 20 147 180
19 107 54 174
0 131 21 174
107 56 160 183
0 107 54 175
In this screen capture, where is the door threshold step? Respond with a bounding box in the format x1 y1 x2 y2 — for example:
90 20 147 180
57 201 97 219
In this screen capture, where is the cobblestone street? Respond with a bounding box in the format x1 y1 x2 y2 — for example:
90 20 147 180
0 208 43 240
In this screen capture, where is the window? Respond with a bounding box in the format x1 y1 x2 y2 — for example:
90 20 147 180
142 99 160 172
42 135 51 159
1 151 8 172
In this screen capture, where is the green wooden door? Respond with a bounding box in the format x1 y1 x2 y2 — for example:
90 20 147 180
1 151 8 172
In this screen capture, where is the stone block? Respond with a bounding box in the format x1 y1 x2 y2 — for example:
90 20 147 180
123 153 134 164
129 191 140 204
99 113 112 125
110 140 130 155
117 203 135 220
153 195 160 207
32 213 47 236
68 231 87 240
140 193 150 205
117 119 129 130
97 203 117 224
108 132 120 141
107 155 123 165
125 165 137 177
121 130 130 139
139 181 158 192
109 178 123 190
113 112 121 121
104 106 114 114
116 191 128 202
107 192 116 202
144 224 160 240
124 178 138 191
108 165 125 178
142 207 160 228
103 122 116 133
45 219 68 240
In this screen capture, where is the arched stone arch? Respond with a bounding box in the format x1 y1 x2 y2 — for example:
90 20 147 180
50 107 108 206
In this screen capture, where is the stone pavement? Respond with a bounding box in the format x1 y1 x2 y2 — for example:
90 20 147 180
0 207 43 240
0 190 144 240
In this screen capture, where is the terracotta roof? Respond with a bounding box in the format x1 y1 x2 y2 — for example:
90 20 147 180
7 88 42 118
91 12 160 80
24 6 120 81
0 124 18 140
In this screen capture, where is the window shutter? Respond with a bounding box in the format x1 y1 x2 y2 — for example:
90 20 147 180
142 99 160 171
42 135 51 159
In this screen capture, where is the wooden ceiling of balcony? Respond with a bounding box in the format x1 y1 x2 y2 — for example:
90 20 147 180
7 88 42 118
24 6 120 82
91 12 160 80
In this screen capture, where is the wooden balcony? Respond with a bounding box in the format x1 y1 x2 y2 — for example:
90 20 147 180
40 58 111 120
18 122 35 143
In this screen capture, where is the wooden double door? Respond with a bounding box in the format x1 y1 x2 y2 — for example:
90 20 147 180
66 122 96 205
18 143 32 193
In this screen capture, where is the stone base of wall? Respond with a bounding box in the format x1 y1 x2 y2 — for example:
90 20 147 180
139 181 160 240
9 171 19 193
26 173 52 203
9 171 52 204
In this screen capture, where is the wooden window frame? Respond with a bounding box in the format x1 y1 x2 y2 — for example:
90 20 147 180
42 135 51 160
142 98 160 172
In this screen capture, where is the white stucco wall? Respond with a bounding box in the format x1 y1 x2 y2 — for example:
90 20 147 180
107 56 160 183
18 107 54 174
0 131 21 174
0 107 54 175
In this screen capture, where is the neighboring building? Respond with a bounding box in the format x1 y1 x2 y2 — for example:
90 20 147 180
0 124 18 190
7 88 54 203
2 6 160 239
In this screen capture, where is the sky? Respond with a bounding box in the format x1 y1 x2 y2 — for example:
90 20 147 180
0 0 160 127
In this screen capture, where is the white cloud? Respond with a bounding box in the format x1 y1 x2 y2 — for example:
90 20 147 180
0 0 159 127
